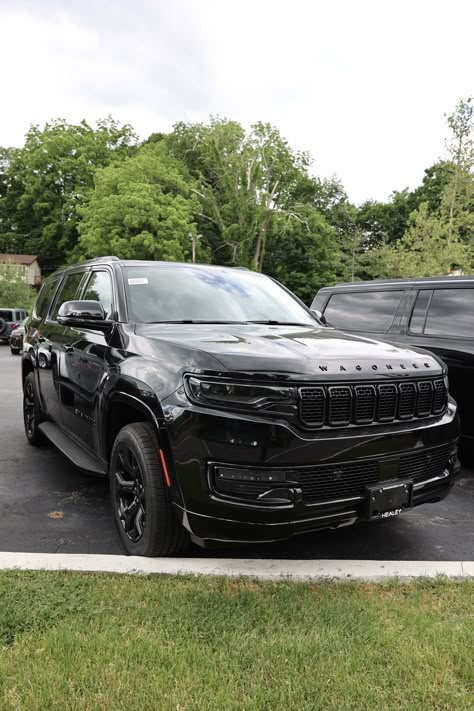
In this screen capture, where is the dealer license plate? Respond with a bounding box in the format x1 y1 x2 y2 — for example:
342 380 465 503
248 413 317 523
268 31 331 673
364 479 414 520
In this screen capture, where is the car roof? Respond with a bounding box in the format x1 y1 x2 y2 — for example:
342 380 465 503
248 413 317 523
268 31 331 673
319 275 474 291
45 258 253 280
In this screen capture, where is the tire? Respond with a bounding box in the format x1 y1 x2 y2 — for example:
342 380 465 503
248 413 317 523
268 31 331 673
10 346 20 355
0 318 6 336
23 372 45 445
110 422 189 557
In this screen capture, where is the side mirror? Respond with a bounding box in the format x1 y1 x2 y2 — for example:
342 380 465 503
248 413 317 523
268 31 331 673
57 300 113 332
311 309 328 326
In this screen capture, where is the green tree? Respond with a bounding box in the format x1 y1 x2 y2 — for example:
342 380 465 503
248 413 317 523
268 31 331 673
0 118 137 271
264 206 340 304
444 97 474 243
0 264 35 308
367 203 472 278
168 118 307 271
76 142 201 262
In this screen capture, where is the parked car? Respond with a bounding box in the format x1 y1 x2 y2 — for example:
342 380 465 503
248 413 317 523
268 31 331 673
9 317 28 354
312 276 474 449
0 308 28 344
22 259 460 556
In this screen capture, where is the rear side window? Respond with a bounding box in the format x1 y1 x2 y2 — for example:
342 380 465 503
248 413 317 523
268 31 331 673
422 289 474 338
324 291 403 332
48 272 84 321
33 280 59 320
0 310 14 321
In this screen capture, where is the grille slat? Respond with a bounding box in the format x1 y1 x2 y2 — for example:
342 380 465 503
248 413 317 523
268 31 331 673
299 378 447 428
354 385 376 424
398 382 416 419
328 386 351 426
433 379 448 414
417 381 434 417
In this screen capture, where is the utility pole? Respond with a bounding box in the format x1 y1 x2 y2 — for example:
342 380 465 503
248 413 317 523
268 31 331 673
189 233 201 263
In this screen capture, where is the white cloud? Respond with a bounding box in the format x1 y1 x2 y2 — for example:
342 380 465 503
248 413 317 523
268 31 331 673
0 0 472 204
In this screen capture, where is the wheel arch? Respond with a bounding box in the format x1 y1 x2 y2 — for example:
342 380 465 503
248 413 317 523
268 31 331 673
103 391 160 462
21 353 35 385
103 390 184 506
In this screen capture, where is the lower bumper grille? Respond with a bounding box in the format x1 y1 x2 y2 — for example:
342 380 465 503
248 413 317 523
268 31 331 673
211 442 455 504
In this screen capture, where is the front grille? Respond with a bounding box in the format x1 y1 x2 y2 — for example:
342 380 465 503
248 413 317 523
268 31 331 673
299 378 447 428
212 443 454 504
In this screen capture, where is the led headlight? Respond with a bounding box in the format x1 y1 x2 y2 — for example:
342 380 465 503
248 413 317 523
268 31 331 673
184 375 297 413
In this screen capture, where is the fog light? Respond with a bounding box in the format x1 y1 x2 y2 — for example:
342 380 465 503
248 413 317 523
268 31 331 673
215 467 287 483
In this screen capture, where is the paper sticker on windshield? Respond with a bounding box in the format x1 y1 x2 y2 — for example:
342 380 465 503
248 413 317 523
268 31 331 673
128 277 149 285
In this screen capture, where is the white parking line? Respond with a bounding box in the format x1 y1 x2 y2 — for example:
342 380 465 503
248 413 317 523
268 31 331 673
0 553 471 580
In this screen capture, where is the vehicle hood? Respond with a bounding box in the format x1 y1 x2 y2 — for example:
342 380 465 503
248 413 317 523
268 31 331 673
134 324 444 380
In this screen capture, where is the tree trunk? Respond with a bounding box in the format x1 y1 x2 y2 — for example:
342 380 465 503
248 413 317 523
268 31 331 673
447 165 459 245
254 222 265 271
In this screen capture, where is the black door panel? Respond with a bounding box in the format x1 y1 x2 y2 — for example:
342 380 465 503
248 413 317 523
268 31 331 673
391 286 474 442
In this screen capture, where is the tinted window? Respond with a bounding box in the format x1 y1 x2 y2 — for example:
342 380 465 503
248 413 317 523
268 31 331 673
34 280 59 320
49 272 84 321
409 290 432 334
83 271 113 319
324 291 403 332
124 266 315 325
0 310 14 321
424 289 474 337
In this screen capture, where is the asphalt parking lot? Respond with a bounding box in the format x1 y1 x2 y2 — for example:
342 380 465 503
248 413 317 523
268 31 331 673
0 344 472 560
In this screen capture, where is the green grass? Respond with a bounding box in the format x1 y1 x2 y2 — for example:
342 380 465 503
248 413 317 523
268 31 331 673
0 573 472 710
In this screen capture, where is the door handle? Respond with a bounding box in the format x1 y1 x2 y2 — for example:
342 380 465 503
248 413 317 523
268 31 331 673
62 345 74 354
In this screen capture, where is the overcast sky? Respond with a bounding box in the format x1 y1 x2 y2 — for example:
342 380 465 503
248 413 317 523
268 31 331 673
0 0 472 204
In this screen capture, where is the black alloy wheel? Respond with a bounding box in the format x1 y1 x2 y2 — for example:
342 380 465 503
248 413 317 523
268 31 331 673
110 422 189 557
114 446 146 543
23 372 45 445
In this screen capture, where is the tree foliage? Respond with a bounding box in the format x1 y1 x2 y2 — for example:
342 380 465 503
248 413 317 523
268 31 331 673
0 264 35 308
0 118 137 272
367 203 472 278
264 206 340 304
168 118 308 271
0 99 473 303
76 143 201 262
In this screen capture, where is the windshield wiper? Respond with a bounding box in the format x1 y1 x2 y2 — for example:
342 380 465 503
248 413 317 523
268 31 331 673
148 320 248 324
246 320 315 327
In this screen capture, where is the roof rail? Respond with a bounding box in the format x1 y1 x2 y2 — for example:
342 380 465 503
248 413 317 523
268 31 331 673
79 256 120 265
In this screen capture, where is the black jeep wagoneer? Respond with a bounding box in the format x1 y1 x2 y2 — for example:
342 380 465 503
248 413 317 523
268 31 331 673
22 259 460 556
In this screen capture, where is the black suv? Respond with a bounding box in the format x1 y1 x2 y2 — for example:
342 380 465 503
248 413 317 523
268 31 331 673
22 259 460 556
312 276 474 450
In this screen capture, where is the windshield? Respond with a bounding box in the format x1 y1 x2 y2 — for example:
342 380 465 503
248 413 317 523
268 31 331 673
124 266 316 325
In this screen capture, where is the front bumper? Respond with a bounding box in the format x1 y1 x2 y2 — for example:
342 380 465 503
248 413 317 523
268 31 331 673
163 396 460 546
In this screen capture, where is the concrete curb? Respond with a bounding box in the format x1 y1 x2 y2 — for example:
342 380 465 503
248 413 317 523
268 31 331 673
0 553 472 581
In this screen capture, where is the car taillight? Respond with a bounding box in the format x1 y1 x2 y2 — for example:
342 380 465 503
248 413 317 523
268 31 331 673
11 323 17 330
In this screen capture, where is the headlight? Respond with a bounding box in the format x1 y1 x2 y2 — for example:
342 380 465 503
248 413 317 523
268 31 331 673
184 375 297 414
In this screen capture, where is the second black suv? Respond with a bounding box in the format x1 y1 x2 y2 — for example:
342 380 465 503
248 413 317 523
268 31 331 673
312 276 474 449
22 259 460 556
